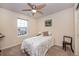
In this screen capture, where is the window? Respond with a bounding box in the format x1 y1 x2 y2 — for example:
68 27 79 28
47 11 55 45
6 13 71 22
17 18 28 36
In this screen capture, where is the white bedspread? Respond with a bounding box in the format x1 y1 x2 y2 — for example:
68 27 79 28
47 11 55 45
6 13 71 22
21 36 54 56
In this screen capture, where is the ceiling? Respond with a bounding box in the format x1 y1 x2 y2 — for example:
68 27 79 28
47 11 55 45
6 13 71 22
0 3 74 18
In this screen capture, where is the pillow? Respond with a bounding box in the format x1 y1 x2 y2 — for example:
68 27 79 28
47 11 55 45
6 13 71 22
42 31 49 36
36 33 41 36
48 31 52 36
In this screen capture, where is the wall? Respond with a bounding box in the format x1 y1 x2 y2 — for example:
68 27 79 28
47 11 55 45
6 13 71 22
0 7 75 51
75 4 79 55
37 7 75 49
0 8 37 49
77 9 79 55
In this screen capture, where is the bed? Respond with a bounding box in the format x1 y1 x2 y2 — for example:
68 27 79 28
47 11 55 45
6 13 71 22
21 35 54 56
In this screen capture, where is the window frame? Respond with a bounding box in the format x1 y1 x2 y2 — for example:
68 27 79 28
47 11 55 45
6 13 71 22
17 18 28 36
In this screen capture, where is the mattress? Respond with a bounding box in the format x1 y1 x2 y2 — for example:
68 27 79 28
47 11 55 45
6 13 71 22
21 36 54 56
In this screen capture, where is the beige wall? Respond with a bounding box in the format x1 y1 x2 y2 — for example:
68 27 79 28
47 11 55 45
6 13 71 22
0 7 75 51
0 8 37 49
75 5 79 55
77 10 79 55
37 7 75 49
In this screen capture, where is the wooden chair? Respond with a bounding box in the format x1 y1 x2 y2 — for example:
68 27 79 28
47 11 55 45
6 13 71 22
63 36 74 53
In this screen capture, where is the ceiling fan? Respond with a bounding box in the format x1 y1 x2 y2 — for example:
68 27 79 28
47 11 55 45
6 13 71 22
22 3 46 16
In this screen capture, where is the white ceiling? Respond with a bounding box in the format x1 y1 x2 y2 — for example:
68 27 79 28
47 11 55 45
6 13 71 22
0 3 74 18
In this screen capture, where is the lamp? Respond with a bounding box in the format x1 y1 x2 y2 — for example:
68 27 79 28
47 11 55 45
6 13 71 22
32 9 37 13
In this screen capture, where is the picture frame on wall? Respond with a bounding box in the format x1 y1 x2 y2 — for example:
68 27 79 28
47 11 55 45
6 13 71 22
45 19 52 27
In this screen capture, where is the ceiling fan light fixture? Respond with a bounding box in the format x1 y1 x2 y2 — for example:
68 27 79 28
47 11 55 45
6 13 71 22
32 9 37 13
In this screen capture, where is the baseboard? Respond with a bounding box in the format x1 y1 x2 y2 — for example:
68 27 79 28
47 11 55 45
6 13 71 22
54 43 62 47
0 42 21 50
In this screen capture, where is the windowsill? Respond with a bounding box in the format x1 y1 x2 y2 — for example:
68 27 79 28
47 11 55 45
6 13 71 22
17 34 27 37
17 34 32 40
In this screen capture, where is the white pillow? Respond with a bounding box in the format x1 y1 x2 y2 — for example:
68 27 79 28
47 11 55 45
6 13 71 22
48 31 52 36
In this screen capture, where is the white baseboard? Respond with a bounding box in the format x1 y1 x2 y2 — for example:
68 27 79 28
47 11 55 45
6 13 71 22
0 42 21 50
54 43 62 47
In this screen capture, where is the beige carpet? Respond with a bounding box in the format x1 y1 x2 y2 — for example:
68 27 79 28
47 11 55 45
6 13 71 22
0 45 74 56
46 46 74 56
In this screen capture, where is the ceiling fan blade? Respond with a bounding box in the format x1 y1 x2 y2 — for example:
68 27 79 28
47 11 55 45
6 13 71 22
27 3 33 9
36 4 46 10
22 9 31 11
37 11 43 15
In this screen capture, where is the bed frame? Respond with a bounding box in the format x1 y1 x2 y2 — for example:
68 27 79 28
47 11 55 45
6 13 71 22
24 49 30 56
